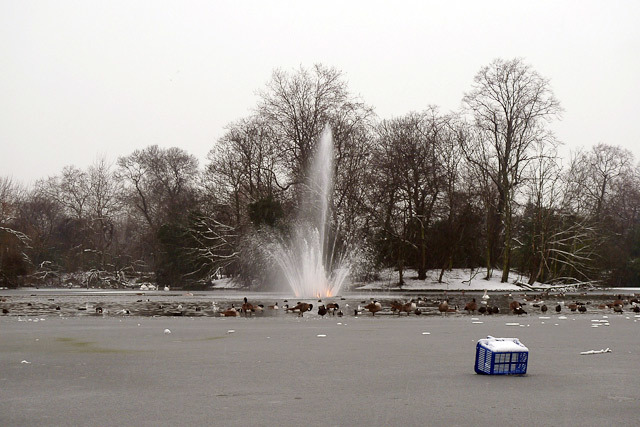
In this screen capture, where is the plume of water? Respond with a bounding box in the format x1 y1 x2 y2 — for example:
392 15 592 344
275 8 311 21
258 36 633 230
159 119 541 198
271 125 350 298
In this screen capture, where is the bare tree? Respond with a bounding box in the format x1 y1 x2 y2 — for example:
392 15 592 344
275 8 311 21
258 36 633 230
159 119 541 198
205 116 284 227
117 146 199 283
369 109 447 282
117 145 199 228
462 58 562 282
256 64 374 197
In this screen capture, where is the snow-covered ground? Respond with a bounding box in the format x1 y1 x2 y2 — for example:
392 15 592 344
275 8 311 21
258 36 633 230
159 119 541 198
211 268 596 293
353 268 539 292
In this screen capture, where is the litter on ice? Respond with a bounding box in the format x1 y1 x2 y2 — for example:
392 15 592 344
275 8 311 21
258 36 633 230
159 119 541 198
580 348 612 355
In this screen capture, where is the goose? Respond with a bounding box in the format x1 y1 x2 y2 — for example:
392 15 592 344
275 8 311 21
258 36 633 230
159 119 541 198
390 301 403 313
478 306 487 315
286 302 313 316
541 304 548 313
578 305 587 313
363 301 382 316
326 302 339 314
509 300 522 312
318 305 327 317
221 306 239 317
438 300 449 315
555 304 562 313
268 302 279 310
464 298 478 314
242 297 254 316
613 304 624 314
402 301 417 314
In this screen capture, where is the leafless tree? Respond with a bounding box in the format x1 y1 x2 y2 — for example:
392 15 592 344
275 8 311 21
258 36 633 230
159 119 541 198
369 109 448 282
117 145 199 228
462 58 562 282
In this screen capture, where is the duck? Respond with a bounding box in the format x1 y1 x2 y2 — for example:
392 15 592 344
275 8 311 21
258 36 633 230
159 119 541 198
612 295 625 307
555 304 562 313
95 306 103 314
541 304 548 313
613 304 624 314
464 298 478 314
513 306 527 316
363 301 382 316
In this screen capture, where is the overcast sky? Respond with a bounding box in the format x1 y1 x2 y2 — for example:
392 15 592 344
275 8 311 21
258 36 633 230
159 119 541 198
2 0 639 185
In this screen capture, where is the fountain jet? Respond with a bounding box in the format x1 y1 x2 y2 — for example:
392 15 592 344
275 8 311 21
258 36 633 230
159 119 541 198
271 125 350 298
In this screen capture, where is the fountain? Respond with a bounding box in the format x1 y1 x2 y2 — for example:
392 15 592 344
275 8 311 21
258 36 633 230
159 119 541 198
270 125 350 298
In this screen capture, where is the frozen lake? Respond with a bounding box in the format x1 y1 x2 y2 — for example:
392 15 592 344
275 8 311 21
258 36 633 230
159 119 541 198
1 313 639 426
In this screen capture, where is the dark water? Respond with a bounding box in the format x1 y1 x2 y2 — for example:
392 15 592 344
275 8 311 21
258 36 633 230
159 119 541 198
1 288 637 318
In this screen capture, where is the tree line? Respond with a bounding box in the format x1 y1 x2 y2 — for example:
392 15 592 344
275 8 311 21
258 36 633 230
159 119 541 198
2 59 640 289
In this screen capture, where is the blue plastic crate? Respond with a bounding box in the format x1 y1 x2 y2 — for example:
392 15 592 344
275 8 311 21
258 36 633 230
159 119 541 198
475 336 528 375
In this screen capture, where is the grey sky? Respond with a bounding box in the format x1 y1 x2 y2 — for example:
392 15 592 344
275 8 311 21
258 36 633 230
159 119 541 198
1 0 639 185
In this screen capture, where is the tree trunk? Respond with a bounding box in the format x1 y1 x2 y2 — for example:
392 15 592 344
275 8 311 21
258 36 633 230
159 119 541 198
417 220 427 280
501 203 512 283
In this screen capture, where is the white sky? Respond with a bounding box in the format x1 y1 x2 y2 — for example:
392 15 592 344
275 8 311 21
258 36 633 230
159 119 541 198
1 0 639 185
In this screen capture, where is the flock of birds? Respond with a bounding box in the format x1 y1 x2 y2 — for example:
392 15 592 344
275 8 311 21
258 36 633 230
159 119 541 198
2 292 639 318
210 292 640 318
